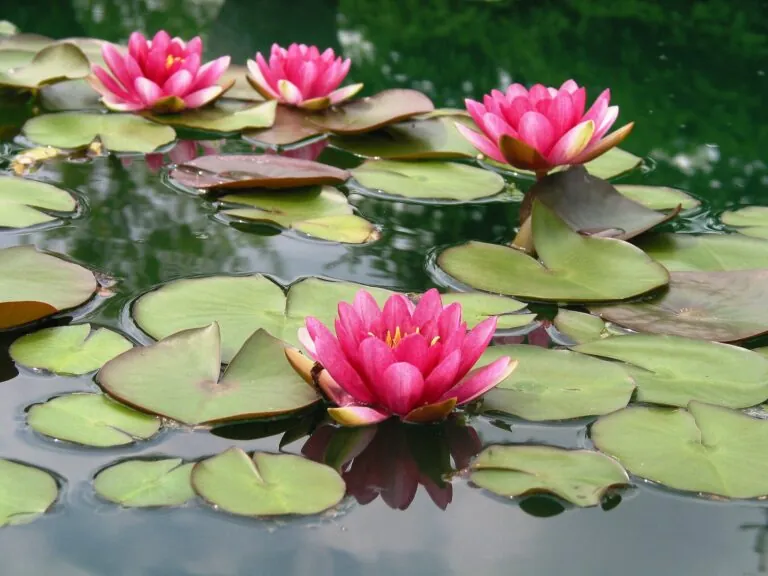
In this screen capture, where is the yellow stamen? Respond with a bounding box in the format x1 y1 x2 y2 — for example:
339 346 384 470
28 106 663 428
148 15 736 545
430 336 440 346
385 326 403 348
165 54 182 69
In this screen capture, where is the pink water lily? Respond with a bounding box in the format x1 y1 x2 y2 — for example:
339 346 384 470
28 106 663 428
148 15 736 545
88 31 232 113
286 289 517 426
457 80 634 174
246 43 363 110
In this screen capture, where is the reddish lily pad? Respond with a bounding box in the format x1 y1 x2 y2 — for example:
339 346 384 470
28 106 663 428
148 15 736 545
169 154 349 192
244 105 325 146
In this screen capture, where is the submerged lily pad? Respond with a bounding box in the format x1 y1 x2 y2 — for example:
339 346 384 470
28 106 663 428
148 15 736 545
0 459 58 527
477 345 635 421
592 401 768 498
149 100 276 134
470 445 629 506
575 334 768 408
591 270 768 342
27 393 161 447
10 324 133 375
98 324 319 426
169 154 349 192
636 233 768 271
23 112 176 153
244 105 325 146
351 159 506 202
437 201 669 302
191 448 345 516
0 42 89 88
309 89 434 135
0 175 77 229
93 458 195 508
0 246 98 329
615 185 700 211
552 309 609 344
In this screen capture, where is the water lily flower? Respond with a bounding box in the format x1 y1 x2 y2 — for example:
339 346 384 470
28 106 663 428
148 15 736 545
287 288 517 426
88 31 232 113
246 43 363 110
457 80 634 174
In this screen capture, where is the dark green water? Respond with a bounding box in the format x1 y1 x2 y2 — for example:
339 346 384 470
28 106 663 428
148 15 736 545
1 1 768 574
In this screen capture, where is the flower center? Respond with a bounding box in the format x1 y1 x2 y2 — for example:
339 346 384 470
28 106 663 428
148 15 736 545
381 327 439 348
165 55 183 69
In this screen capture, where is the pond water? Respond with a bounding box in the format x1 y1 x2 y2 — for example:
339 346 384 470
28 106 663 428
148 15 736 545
1 1 768 575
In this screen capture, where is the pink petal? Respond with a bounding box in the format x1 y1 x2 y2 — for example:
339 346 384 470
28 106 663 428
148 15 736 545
144 47 168 84
186 36 203 56
381 362 425 415
382 294 413 336
191 55 230 92
101 43 134 93
393 333 430 373
128 32 148 65
182 86 223 109
422 349 461 403
559 79 579 94
102 97 147 112
278 79 303 105
465 99 488 131
439 322 466 359
412 288 443 327
163 69 193 97
296 60 319 98
91 66 136 102
592 105 619 142
528 84 551 106
547 120 595 165
482 113 517 142
328 405 390 427
297 326 317 359
422 477 452 510
546 92 576 136
582 88 610 126
317 370 355 406
180 53 201 80
443 357 516 405
403 397 457 423
151 30 171 53
455 123 506 163
501 96 532 129
571 87 587 120
517 111 557 155
327 83 363 105
334 320 362 369
437 302 462 338
338 302 365 341
358 336 396 391
505 83 528 100
255 52 278 89
314 332 376 404
134 77 163 106
247 58 280 99
353 290 382 334
457 316 498 379
572 122 634 164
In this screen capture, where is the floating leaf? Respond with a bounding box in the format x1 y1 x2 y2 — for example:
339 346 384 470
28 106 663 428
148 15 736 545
470 445 629 506
575 334 768 408
217 65 264 101
0 246 98 329
0 175 76 229
23 112 176 153
477 345 634 421
10 324 133 375
0 42 89 88
0 459 58 527
169 154 349 192
98 325 319 426
244 105 325 146
552 309 608 344
592 401 768 498
487 147 642 180
292 215 377 243
39 78 103 111
615 184 700 211
148 100 276 134
28 393 161 447
309 89 435 135
93 458 195 507
439 292 534 330
591 270 768 342
351 159 506 202
191 448 345 516
720 206 768 239
636 233 768 271
437 201 669 302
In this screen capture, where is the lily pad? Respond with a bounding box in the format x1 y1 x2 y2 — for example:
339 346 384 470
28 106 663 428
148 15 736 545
0 175 77 229
0 459 58 527
552 309 609 344
39 79 103 111
636 233 768 271
615 185 700 211
438 292 534 330
0 246 98 329
191 448 345 516
575 334 768 408
592 401 768 498
23 112 176 153
720 206 768 239
244 105 325 146
10 324 133 375
487 147 642 180
351 159 506 202
437 200 669 302
522 166 679 240
169 154 349 192
98 324 319 426
470 445 629 506
218 65 264 101
477 345 635 421
93 458 195 507
331 116 479 160
309 89 435 135
0 42 89 88
291 215 377 243
148 100 276 134
591 270 768 342
27 393 161 447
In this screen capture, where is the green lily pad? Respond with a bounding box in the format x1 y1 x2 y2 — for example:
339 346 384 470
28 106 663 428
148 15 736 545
0 175 77 229
39 79 103 111
487 147 642 180
218 64 264 101
575 334 768 408
244 105 325 146
10 324 133 375
0 22 19 36
592 401 768 498
22 112 176 153
331 116 479 160
0 459 58 527
191 448 345 516
437 200 669 302
169 154 349 192
438 292 534 330
148 100 276 134
636 233 768 271
351 159 506 202
93 458 195 508
470 445 629 506
0 246 98 329
477 345 635 421
0 42 89 89
309 89 435 135
291 214 377 243
98 324 319 426
27 393 161 447
720 206 768 239
552 309 609 344
615 185 700 211
591 270 768 342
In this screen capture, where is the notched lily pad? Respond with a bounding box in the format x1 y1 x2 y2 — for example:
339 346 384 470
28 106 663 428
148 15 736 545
636 233 768 271
148 100 276 134
93 458 195 507
27 393 161 447
470 445 629 507
0 175 77 229
191 447 345 516
0 42 89 88
615 184 700 211
0 459 59 527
